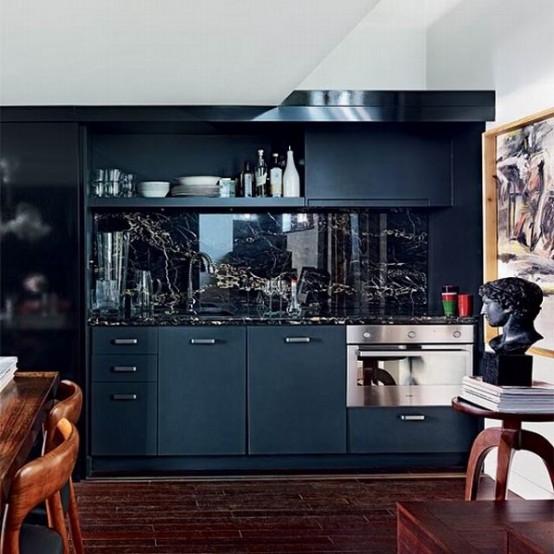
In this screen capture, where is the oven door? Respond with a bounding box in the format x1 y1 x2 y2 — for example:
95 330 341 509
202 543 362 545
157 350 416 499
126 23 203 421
347 344 473 407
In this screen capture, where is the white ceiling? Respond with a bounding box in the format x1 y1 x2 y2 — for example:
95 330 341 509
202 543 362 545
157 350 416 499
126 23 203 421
0 0 465 106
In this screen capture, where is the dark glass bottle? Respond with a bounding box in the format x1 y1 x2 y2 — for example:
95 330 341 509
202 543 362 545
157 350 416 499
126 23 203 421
240 161 254 197
254 149 267 197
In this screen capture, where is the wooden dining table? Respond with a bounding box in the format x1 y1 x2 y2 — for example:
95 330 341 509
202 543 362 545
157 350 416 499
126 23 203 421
0 371 60 514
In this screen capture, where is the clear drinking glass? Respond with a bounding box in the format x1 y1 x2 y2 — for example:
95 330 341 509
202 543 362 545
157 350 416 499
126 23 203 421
92 231 130 316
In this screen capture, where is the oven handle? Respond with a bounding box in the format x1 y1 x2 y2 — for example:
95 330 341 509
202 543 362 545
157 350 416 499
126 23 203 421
356 348 469 357
357 345 418 352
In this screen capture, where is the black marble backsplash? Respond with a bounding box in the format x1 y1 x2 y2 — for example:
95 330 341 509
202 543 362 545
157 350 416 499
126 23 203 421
92 209 428 319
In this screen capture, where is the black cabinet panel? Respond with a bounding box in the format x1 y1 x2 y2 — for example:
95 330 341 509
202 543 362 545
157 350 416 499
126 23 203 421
305 124 453 206
348 407 478 454
248 326 347 454
91 382 158 455
91 354 158 382
92 327 158 355
0 122 80 379
158 327 246 455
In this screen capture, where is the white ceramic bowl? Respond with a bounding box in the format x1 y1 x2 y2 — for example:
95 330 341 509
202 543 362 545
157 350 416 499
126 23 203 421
176 176 221 186
137 181 170 198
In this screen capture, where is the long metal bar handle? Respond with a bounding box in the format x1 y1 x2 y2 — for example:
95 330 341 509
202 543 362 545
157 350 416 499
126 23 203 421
190 338 216 345
112 338 138 345
111 394 138 401
399 414 426 421
112 366 137 373
285 337 311 344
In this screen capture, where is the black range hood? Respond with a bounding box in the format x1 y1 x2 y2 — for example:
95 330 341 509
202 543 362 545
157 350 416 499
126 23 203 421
1 90 495 124
260 89 495 122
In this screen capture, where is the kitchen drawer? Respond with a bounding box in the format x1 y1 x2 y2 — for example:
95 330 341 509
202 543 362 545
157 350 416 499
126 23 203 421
348 407 478 454
91 354 157 382
92 327 158 355
91 382 157 455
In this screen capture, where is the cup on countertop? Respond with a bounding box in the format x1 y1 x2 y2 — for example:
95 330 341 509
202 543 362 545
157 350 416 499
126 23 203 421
458 293 473 317
441 285 459 317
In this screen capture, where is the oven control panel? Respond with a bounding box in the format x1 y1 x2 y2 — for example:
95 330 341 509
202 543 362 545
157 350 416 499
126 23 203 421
347 324 475 345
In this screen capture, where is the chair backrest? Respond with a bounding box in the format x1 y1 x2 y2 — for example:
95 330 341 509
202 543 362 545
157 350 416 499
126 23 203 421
43 380 83 454
0 418 79 554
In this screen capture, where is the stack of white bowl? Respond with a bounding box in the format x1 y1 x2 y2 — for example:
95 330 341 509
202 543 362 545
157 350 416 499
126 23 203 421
137 181 170 198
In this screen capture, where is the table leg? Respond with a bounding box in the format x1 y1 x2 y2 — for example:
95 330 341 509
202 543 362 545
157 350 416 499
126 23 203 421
519 430 554 487
465 427 504 500
495 427 519 500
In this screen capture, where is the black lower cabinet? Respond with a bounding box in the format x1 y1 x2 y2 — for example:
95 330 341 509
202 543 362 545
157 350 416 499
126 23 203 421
91 382 158 455
348 407 479 454
158 327 247 455
248 326 347 455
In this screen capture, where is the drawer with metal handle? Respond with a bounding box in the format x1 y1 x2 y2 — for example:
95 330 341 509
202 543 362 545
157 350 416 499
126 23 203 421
92 327 158 355
348 406 478 454
91 382 157 456
92 354 158 382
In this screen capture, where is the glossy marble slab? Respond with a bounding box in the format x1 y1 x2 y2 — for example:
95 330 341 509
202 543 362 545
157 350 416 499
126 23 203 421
91 209 428 322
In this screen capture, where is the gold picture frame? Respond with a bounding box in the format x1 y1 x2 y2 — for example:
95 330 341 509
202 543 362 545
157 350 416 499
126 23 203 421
483 107 554 358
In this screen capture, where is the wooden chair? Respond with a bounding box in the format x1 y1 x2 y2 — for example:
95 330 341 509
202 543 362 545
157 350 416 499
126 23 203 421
1 418 79 554
40 380 84 554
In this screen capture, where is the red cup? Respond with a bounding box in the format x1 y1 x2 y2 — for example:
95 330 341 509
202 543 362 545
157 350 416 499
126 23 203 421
458 293 473 317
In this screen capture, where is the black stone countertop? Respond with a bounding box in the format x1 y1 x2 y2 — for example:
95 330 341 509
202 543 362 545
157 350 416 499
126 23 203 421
89 310 479 327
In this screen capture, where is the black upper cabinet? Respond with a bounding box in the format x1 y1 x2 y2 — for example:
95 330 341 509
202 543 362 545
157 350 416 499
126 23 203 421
0 122 81 378
305 123 454 207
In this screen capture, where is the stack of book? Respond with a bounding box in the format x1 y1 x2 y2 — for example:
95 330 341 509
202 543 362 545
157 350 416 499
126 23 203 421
0 356 18 393
461 375 554 413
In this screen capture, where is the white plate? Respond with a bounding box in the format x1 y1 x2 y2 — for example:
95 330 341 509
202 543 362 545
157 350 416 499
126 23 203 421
176 176 221 186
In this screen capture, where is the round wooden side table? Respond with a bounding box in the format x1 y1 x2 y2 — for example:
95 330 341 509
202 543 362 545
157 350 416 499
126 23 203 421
451 396 554 501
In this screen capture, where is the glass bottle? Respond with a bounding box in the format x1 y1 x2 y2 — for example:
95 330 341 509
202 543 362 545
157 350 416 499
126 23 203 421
282 146 300 197
254 149 267 197
287 278 302 318
269 152 283 197
240 161 254 198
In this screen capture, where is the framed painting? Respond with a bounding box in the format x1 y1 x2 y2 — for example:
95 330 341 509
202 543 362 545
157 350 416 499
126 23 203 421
483 107 554 357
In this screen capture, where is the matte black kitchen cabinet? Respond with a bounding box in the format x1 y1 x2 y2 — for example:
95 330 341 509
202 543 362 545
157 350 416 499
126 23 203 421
0 122 81 379
158 327 247 455
91 327 159 456
304 123 454 207
248 326 347 454
348 407 479 454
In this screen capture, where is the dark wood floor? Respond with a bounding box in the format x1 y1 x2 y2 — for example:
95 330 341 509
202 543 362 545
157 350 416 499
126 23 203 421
74 473 495 553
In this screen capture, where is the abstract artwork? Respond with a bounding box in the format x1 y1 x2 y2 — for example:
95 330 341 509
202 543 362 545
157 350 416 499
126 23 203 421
483 107 554 356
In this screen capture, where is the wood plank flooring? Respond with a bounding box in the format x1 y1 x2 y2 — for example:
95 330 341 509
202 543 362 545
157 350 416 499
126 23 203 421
75 474 484 553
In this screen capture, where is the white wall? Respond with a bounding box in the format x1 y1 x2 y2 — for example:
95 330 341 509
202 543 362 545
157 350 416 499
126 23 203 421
298 14 427 90
427 0 554 499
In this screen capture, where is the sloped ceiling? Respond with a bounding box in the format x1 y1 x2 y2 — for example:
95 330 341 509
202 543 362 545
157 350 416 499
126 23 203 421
0 0 381 105
0 0 470 106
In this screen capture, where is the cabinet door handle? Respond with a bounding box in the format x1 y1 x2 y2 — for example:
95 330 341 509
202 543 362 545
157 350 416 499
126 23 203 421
112 366 137 373
285 337 311 344
399 414 426 421
112 338 138 345
190 338 216 345
111 394 138 401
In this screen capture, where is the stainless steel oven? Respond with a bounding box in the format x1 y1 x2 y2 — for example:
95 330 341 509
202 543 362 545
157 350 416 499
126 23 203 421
347 324 475 408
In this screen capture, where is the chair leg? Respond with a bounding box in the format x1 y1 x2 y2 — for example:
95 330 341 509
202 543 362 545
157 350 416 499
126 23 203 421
68 478 85 554
46 490 71 554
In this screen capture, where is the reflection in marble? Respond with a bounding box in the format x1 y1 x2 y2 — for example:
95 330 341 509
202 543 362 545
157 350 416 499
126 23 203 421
92 210 428 318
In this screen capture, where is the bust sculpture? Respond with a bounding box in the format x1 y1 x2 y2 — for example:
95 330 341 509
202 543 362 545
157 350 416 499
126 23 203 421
479 276 543 355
